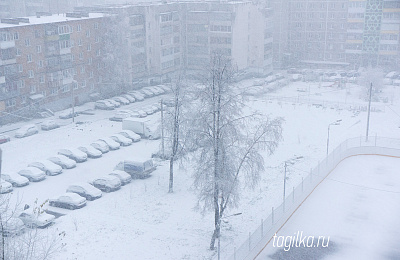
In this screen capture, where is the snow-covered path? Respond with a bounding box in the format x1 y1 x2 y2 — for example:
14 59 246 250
255 155 400 260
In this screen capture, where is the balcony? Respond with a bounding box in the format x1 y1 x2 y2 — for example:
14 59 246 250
0 41 15 49
63 77 73 85
0 76 5 84
0 58 16 66
60 48 71 55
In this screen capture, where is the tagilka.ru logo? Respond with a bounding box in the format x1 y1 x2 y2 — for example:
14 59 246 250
272 232 330 251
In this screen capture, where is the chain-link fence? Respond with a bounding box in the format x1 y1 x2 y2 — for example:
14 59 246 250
223 136 400 260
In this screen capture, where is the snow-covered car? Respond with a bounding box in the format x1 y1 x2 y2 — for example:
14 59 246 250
15 124 39 138
98 138 120 150
18 167 46 182
147 87 162 95
158 85 171 92
109 170 132 185
95 100 115 110
112 96 130 105
66 183 102 201
18 210 55 228
163 98 175 107
48 155 77 169
128 91 145 101
143 106 157 115
139 89 154 98
28 160 63 176
2 217 25 237
91 175 121 192
122 94 136 103
49 192 87 210
78 146 102 158
0 180 13 194
58 148 88 163
151 86 165 95
109 110 134 122
136 110 147 118
0 134 10 144
110 134 132 146
41 120 59 131
106 99 121 108
1 173 29 187
118 130 141 142
90 141 110 153
59 110 79 119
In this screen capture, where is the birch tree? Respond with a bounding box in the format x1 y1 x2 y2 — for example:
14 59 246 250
189 53 284 250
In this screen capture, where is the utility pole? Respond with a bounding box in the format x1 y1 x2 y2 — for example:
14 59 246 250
366 82 372 142
72 83 75 123
161 99 165 158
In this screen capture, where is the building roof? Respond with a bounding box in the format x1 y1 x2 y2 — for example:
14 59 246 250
0 13 105 29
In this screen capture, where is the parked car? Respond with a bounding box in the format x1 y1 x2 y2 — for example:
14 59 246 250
0 180 13 194
136 110 147 118
163 98 175 107
114 159 156 179
18 210 55 228
49 193 87 210
41 120 59 131
66 183 102 201
146 87 161 95
109 110 134 122
122 94 136 103
112 96 130 105
18 167 46 182
139 89 154 98
151 86 165 95
0 134 10 144
110 134 132 146
58 148 88 163
1 173 29 187
109 170 132 185
2 217 25 237
59 110 79 119
128 91 145 101
91 141 110 153
98 138 120 150
95 100 115 110
106 99 121 108
158 85 171 92
118 130 141 142
91 175 121 192
28 160 62 176
143 106 157 115
15 124 39 138
78 146 102 158
48 155 77 169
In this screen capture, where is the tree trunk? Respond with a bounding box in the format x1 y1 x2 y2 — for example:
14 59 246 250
169 157 174 193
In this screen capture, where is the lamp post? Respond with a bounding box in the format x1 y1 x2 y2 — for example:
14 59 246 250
71 80 77 123
327 119 342 156
218 212 242 260
366 82 372 142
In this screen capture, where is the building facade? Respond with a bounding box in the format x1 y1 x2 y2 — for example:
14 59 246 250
0 13 104 119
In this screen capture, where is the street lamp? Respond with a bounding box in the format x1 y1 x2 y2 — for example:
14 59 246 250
326 119 342 156
218 212 242 260
283 156 303 202
71 80 77 123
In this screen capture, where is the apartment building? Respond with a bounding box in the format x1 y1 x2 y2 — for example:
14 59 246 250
274 0 400 70
0 12 104 118
77 0 273 84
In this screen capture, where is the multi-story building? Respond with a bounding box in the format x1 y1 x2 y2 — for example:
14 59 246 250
0 12 104 120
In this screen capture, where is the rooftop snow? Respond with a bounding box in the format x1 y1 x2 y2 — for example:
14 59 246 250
0 13 105 29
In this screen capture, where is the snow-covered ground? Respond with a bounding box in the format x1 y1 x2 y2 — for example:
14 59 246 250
1 79 399 259
255 155 400 260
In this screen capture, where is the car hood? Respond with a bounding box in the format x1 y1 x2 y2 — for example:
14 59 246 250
37 213 55 223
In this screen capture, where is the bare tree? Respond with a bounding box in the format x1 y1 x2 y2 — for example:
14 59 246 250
189 53 284 250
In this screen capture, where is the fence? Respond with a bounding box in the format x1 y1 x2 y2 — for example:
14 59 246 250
224 136 400 260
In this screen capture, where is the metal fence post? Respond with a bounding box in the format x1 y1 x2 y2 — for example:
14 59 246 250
261 219 264 237
272 207 274 224
234 247 236 260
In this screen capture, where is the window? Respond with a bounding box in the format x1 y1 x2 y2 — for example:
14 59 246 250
50 88 58 96
79 52 83 60
96 49 100 56
78 39 82 46
87 44 91 51
73 81 78 90
89 71 93 78
95 36 100 43
38 60 43 68
16 48 21 56
40 75 45 83
77 24 81 32
58 25 72 35
18 80 25 88
25 38 30 46
94 22 99 29
36 45 41 53
35 30 41 38
21 96 26 104
13 32 19 40
80 80 86 88
5 99 16 107
18 64 23 72
27 54 32 63
30 85 36 93
81 66 85 73
86 30 90 37
28 70 34 78
88 57 92 65
59 40 71 49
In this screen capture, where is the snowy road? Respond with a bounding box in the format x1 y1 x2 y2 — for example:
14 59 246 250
255 155 400 260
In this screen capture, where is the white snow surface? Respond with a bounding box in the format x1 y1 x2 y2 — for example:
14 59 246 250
0 80 399 259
